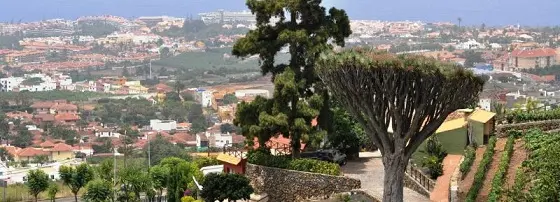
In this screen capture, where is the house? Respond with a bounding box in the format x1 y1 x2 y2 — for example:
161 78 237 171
413 109 496 156
95 128 121 138
508 48 557 69
150 119 177 131
50 143 74 161
54 113 80 125
196 134 209 148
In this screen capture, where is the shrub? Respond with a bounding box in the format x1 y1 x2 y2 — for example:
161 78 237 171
193 157 221 168
421 155 443 179
465 136 497 202
246 149 290 169
487 136 515 202
459 146 476 177
247 149 341 175
289 158 341 176
181 196 202 202
421 136 447 179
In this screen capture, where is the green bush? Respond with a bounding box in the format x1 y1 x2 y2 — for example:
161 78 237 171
193 157 221 168
465 136 497 202
459 146 476 176
247 149 341 176
421 155 443 179
288 158 341 176
506 109 560 123
246 149 290 169
421 136 447 179
487 136 515 202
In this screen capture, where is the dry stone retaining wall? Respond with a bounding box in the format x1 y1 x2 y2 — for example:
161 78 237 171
496 119 560 137
245 163 361 202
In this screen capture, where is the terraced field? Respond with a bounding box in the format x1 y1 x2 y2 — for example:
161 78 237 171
458 134 527 202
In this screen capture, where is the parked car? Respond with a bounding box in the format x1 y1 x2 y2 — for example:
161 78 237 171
301 149 347 166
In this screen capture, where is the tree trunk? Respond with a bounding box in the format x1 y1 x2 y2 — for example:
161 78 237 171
382 153 408 202
74 193 78 202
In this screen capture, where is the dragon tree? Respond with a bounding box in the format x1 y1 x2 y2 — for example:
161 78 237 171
316 49 484 202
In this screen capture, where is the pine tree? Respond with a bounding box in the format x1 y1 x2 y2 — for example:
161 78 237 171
232 0 351 157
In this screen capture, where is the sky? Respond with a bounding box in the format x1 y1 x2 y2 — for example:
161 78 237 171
0 0 559 26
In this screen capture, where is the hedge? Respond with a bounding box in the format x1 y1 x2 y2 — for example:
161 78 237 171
246 149 341 176
465 136 497 202
459 146 476 177
506 109 560 123
487 136 515 202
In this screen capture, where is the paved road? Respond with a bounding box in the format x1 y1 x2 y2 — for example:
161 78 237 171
342 152 430 202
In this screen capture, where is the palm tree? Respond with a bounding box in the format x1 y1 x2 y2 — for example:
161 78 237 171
457 17 462 27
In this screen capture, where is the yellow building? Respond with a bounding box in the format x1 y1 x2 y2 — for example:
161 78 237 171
3 142 75 162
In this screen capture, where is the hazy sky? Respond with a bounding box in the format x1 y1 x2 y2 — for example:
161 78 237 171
1 0 559 26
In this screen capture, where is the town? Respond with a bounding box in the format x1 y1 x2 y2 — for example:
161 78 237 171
1 2 560 202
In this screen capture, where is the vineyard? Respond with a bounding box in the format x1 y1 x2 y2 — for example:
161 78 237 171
457 129 560 201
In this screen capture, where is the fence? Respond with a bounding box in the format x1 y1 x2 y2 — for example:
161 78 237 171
405 165 436 191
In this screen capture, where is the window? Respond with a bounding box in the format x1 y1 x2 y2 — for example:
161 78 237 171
57 151 60 155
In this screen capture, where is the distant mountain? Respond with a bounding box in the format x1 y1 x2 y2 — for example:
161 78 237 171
1 0 559 26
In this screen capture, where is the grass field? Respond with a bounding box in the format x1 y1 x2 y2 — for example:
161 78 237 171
5 182 83 202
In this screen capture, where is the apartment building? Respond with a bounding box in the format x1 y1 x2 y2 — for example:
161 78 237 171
3 50 45 65
508 48 557 70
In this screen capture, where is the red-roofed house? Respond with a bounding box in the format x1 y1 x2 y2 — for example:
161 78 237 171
509 48 558 69
55 113 80 124
17 147 49 162
50 143 74 161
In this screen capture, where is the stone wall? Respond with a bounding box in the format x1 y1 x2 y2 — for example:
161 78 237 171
496 119 560 137
404 173 431 197
245 163 361 202
449 156 464 202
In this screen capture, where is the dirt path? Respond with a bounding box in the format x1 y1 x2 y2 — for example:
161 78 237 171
504 139 527 189
458 146 486 200
476 138 507 202
430 154 462 202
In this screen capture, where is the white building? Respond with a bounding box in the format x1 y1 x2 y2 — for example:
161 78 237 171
478 98 492 111
0 77 25 92
455 39 485 50
0 73 62 92
195 89 214 108
234 89 270 98
150 119 177 131
95 128 121 138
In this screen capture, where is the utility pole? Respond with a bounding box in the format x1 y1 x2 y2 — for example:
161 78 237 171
147 133 151 168
149 59 152 79
113 144 117 202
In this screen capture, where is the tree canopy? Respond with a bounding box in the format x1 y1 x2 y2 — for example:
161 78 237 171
316 49 485 201
26 169 50 202
59 163 95 202
200 173 254 202
232 0 351 157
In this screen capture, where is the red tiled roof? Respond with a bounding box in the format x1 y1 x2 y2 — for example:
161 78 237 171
253 135 306 151
52 103 78 111
51 143 73 152
55 113 80 121
232 134 246 144
40 140 55 148
1 146 20 157
511 48 556 58
173 132 196 142
31 101 55 109
18 147 49 157
34 114 55 122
